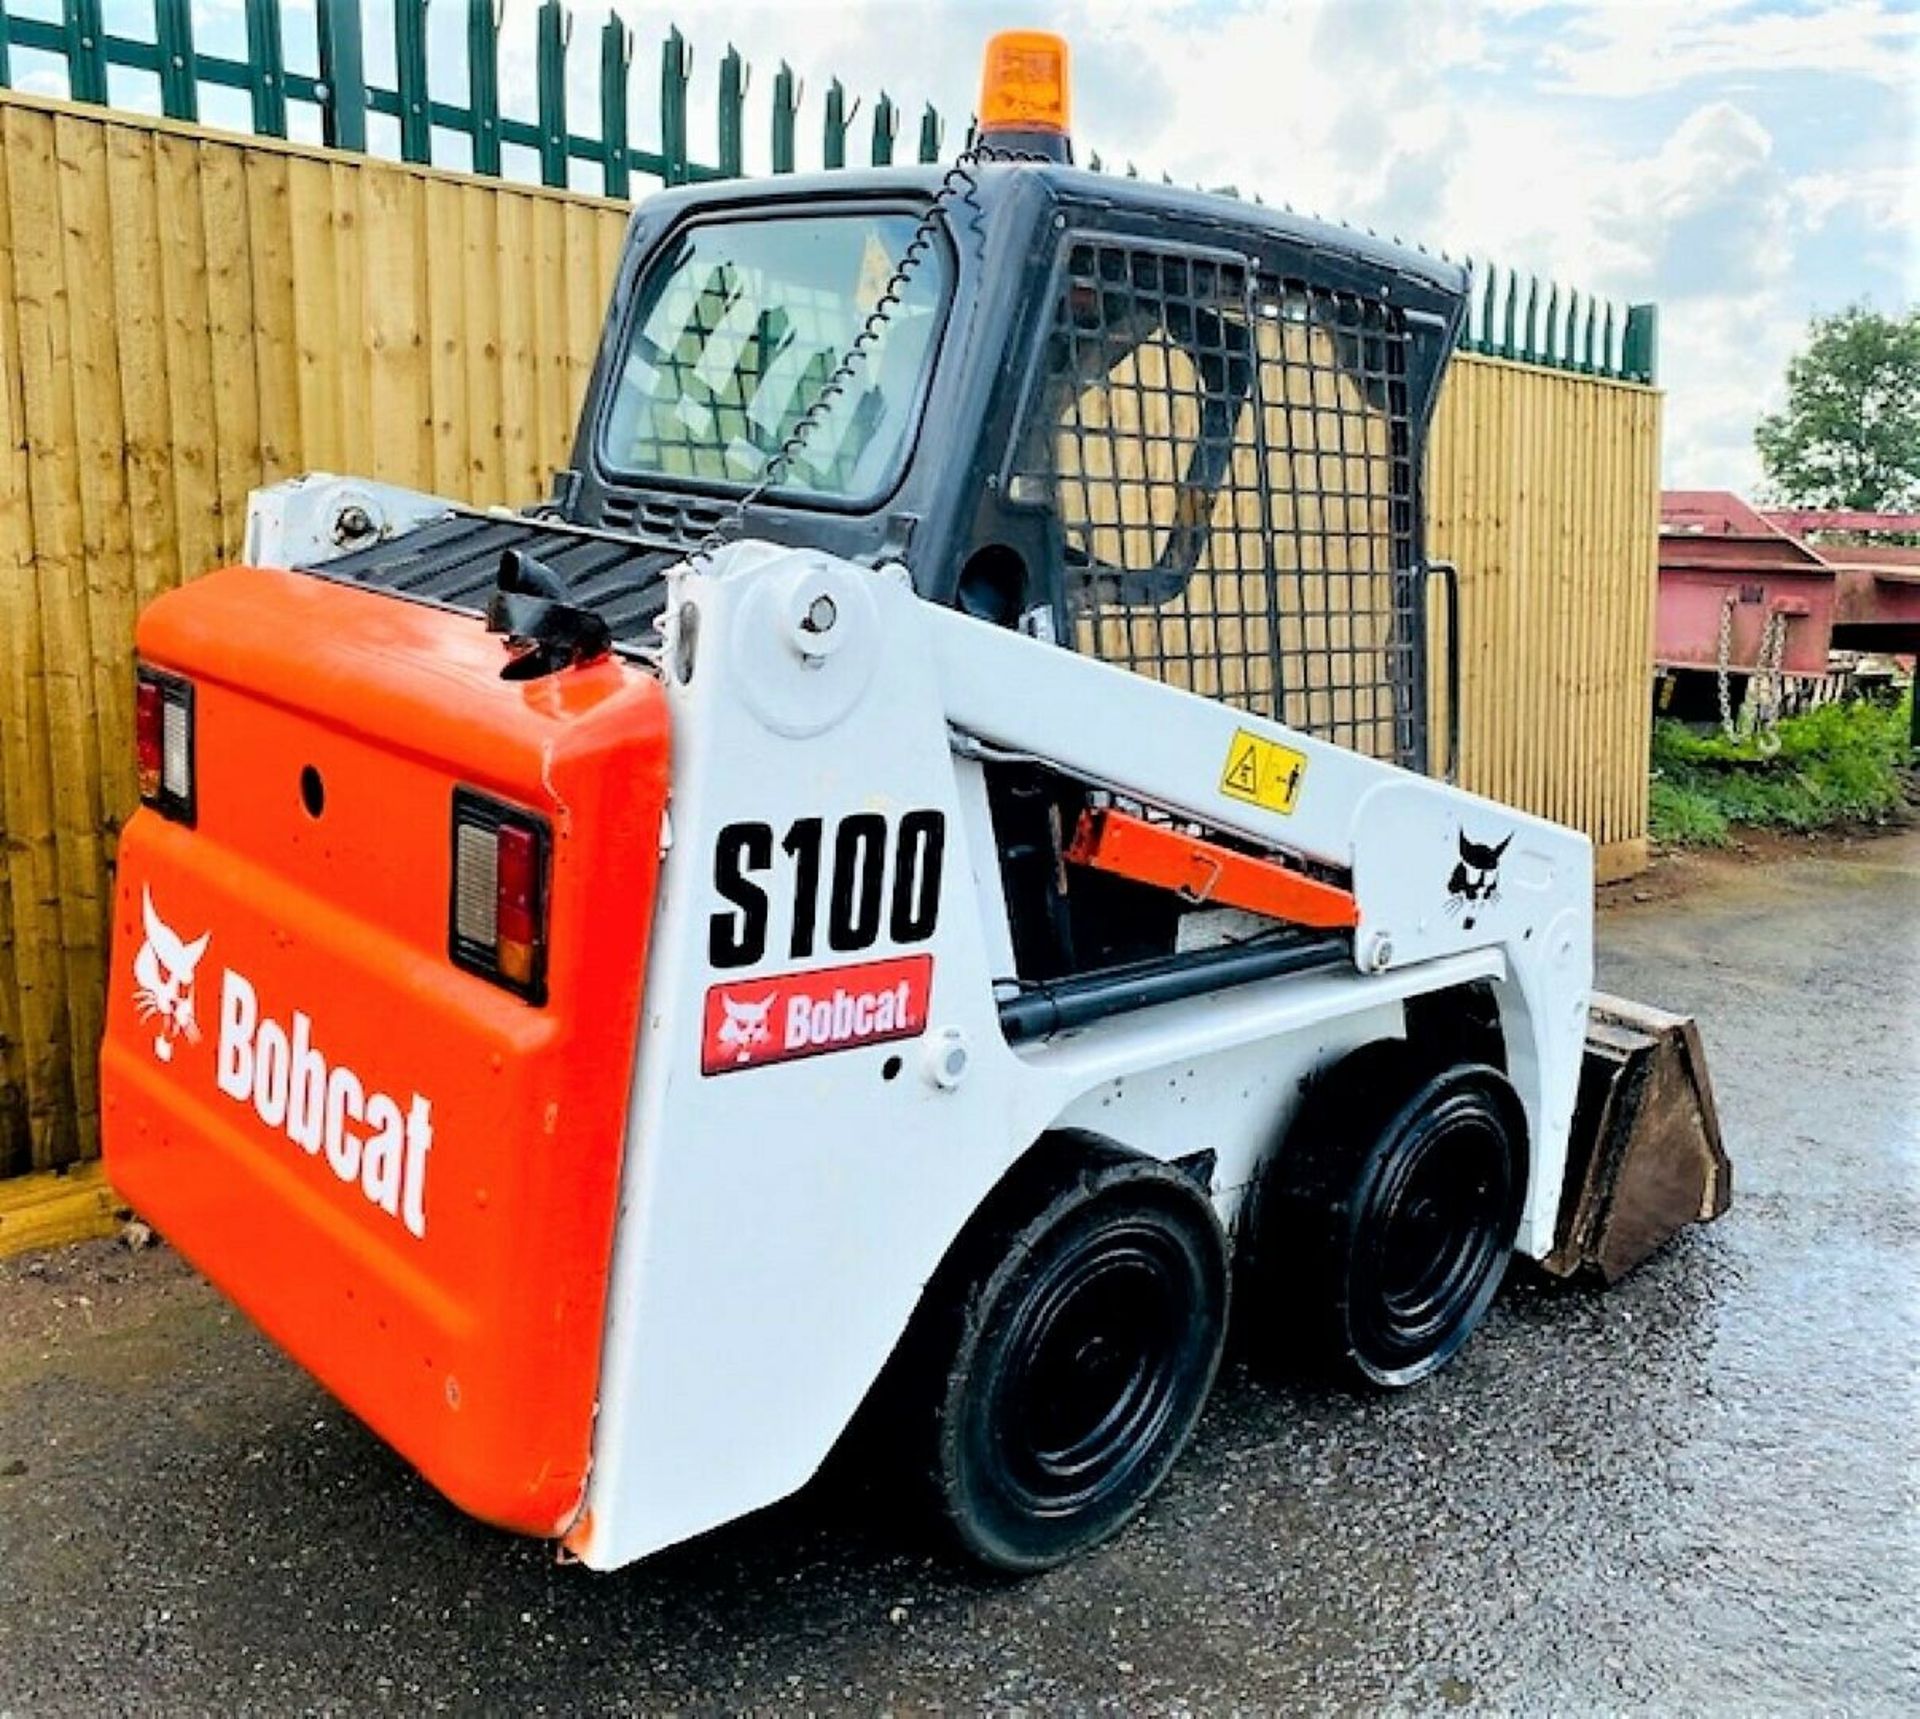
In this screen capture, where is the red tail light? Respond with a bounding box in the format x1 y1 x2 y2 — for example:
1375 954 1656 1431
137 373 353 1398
135 678 163 799
495 823 539 986
450 789 550 1003
134 664 196 824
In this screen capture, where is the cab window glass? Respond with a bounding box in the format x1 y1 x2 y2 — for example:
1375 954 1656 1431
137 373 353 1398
601 212 949 502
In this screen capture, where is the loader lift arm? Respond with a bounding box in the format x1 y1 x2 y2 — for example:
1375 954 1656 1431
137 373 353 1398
913 588 1596 1262
921 589 1727 1282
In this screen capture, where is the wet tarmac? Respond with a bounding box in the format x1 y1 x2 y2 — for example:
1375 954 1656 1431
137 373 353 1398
2 834 1915 1714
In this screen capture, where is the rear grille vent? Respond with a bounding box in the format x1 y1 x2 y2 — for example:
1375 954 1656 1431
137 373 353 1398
598 493 729 546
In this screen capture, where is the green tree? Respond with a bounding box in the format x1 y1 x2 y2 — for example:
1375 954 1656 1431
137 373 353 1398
1755 306 1920 511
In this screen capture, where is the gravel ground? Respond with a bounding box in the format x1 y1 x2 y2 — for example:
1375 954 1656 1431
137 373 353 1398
2 833 1915 1716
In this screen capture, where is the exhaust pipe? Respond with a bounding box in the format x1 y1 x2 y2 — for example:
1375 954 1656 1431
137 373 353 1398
1541 995 1732 1284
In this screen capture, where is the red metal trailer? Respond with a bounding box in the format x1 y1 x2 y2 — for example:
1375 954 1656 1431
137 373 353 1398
1657 492 1920 697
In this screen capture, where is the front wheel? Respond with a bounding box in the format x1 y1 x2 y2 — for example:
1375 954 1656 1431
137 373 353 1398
1245 1045 1526 1389
926 1151 1229 1573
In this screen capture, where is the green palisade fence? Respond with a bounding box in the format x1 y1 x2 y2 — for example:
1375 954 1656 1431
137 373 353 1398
0 0 1656 383
1462 258 1657 385
0 0 948 192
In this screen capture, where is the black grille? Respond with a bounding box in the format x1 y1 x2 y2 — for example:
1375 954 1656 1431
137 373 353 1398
1014 237 1424 767
598 491 731 547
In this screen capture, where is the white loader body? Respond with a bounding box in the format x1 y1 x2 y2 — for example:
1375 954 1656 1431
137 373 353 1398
573 541 1593 1570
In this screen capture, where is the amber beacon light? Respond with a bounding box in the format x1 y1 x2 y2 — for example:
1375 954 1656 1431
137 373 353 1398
977 29 1073 161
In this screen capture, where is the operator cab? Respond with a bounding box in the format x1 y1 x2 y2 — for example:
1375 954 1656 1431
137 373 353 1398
561 164 1465 760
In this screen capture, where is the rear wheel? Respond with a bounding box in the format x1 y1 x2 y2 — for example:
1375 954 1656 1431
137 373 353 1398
925 1150 1228 1572
1246 1044 1525 1389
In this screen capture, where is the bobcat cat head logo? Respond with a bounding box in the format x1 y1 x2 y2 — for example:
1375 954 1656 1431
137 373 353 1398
132 887 210 1063
1446 830 1512 930
715 993 775 1062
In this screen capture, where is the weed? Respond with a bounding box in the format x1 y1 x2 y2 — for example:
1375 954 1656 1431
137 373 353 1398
1649 690 1913 847
1649 779 1731 847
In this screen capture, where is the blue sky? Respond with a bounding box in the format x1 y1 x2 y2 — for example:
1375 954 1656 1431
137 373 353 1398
14 0 1916 491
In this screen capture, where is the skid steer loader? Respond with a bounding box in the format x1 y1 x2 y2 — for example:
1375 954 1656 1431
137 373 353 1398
100 32 1728 1573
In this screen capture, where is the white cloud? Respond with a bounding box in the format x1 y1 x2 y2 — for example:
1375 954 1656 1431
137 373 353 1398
13 67 67 100
1593 101 1793 299
1540 0 1920 97
1416 95 1811 488
1795 166 1918 233
1658 299 1807 492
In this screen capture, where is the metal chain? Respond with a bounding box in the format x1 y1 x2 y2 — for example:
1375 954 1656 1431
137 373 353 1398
1716 592 1737 741
1746 610 1788 754
682 143 1036 576
1719 592 1788 753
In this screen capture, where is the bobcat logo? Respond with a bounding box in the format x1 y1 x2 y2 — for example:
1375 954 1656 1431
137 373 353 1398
132 887 210 1063
714 992 775 1063
1445 830 1512 931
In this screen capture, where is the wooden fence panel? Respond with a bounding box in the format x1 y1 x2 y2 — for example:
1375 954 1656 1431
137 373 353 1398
0 92 1658 1176
0 94 627 1175
1428 355 1660 879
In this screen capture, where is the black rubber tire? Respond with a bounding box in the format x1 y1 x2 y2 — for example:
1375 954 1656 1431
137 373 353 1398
1245 1043 1525 1390
924 1148 1229 1573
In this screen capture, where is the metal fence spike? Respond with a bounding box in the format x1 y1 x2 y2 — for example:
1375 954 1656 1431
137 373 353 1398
241 0 287 136
659 23 690 184
823 77 851 170
599 11 632 195
772 61 798 173
153 0 200 120
1623 302 1659 383
465 0 500 172
715 42 745 178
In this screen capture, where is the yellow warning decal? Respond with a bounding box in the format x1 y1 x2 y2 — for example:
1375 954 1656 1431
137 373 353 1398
1218 728 1308 815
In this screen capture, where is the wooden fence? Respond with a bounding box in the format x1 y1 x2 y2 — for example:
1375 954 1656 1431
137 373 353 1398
1430 361 1660 869
0 92 1659 1176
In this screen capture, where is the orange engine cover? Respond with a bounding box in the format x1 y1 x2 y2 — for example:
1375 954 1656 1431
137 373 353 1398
101 565 670 1537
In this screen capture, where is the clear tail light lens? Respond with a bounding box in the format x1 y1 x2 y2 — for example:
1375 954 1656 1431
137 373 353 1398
135 665 195 824
450 789 550 1003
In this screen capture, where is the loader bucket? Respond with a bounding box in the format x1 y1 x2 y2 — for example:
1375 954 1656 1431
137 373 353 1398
1540 994 1732 1284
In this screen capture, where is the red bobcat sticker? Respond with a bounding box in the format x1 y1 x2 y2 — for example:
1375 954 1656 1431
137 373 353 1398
702 955 933 1075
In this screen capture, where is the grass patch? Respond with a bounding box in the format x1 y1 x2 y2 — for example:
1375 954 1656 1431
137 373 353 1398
1649 691 1913 848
